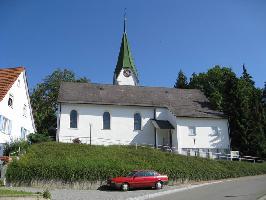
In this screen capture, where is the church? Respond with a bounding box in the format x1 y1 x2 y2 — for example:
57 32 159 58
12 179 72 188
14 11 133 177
56 19 230 156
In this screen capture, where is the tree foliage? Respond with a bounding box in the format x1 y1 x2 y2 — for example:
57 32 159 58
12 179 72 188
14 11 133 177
30 69 89 137
188 65 266 157
174 70 188 89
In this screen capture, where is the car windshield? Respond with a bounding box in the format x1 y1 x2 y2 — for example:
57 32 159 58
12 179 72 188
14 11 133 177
127 171 136 177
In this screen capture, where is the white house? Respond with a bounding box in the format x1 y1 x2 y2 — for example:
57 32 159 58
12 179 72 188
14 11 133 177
56 20 230 155
0 67 35 155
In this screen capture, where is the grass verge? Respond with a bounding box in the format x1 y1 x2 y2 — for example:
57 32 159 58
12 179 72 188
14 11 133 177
0 187 34 197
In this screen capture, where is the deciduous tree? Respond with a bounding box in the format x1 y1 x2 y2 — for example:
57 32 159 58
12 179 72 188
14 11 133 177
31 69 89 138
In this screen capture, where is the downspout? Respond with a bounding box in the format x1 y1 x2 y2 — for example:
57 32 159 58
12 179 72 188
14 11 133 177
154 108 157 148
227 119 231 152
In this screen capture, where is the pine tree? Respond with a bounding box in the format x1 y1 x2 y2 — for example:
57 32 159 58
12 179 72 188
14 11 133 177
241 64 255 85
174 70 188 89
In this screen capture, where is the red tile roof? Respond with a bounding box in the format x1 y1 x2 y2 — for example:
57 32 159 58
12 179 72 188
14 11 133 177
0 67 25 102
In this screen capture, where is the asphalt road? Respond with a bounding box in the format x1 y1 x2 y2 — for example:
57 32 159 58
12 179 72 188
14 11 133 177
153 175 266 200
9 175 266 200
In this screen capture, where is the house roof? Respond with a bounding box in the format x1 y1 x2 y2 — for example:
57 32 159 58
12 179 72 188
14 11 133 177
58 82 226 119
0 67 24 102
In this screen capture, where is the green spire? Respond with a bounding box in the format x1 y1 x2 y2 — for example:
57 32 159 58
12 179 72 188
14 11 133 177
114 16 138 79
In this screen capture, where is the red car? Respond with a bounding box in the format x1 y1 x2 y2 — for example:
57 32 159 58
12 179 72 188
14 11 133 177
107 170 168 191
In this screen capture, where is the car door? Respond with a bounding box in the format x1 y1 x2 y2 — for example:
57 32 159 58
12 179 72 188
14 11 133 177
143 171 156 187
131 171 145 188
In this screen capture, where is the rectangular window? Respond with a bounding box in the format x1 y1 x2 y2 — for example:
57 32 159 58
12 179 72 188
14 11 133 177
188 126 196 136
21 127 29 140
0 115 12 135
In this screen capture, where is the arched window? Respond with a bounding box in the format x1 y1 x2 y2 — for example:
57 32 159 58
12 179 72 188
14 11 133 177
70 110 78 128
103 112 110 129
134 113 141 130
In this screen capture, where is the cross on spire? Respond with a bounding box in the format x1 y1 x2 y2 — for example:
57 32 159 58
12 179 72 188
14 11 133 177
124 8 127 33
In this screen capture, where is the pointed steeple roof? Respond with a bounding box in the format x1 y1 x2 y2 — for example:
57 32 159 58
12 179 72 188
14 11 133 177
114 17 138 79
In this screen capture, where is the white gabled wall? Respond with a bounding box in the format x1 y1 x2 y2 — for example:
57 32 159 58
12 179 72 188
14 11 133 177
176 117 230 151
0 71 35 144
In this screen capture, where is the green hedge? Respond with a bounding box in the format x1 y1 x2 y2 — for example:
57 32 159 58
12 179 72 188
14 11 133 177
6 142 266 183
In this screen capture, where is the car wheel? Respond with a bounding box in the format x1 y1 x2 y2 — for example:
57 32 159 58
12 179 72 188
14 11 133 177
121 183 129 191
155 181 163 189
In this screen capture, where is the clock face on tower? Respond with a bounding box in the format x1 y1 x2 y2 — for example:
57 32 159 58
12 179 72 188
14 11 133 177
123 69 132 77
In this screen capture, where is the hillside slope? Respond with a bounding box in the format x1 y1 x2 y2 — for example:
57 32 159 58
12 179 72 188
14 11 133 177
6 142 266 184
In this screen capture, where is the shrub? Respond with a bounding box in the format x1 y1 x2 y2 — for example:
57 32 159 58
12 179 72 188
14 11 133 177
3 140 30 156
27 133 51 144
72 138 81 144
5 142 266 184
43 189 51 199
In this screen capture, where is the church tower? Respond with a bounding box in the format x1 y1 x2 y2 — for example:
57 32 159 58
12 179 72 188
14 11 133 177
113 16 139 86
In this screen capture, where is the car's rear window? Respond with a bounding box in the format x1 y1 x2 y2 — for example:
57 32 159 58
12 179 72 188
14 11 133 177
145 171 155 176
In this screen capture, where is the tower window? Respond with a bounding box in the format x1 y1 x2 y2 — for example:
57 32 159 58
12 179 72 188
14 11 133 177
103 112 110 129
134 113 141 130
70 110 78 128
8 94 14 108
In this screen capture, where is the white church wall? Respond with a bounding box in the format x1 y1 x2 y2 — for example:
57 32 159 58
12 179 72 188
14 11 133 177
115 70 138 86
58 103 229 152
0 71 35 145
176 117 230 152
58 103 156 146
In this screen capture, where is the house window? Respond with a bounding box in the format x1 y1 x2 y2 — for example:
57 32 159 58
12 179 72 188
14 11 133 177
23 104 27 117
188 126 196 136
70 110 78 128
0 115 12 135
211 126 219 135
21 127 29 140
134 113 141 130
8 94 14 108
103 112 110 129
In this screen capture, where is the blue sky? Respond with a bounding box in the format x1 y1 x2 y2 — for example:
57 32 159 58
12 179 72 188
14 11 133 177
0 0 265 89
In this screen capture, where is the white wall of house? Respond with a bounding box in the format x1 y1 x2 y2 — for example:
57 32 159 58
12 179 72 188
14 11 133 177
176 117 230 152
0 71 35 146
114 70 138 86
